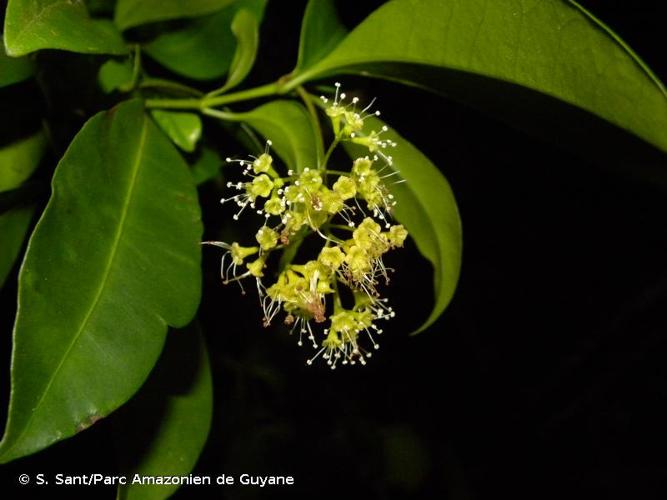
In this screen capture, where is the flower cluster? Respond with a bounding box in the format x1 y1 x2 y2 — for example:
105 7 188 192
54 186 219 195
205 84 407 369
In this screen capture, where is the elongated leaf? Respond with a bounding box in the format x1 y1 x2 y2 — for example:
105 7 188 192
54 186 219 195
345 117 462 334
0 131 47 193
144 0 266 81
4 0 127 57
0 45 34 87
0 206 35 289
151 111 202 153
294 0 346 72
116 325 212 500
220 8 260 92
115 0 235 30
227 101 319 173
290 0 667 158
0 99 202 463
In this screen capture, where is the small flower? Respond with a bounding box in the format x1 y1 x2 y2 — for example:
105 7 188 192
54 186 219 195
318 246 345 270
351 126 394 153
333 175 356 200
246 256 266 277
253 152 273 174
349 156 398 226
306 307 383 369
321 82 382 138
353 217 387 255
249 174 274 199
335 218 402 297
263 195 285 216
297 168 323 190
319 188 344 215
256 226 279 251
388 224 408 247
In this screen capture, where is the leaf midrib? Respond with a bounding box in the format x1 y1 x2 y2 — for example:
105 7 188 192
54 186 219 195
2 116 149 456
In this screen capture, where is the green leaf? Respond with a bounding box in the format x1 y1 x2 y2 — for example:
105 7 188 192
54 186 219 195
4 0 127 57
116 325 212 500
151 110 202 153
98 59 134 93
220 8 260 92
143 0 266 81
294 0 347 72
114 0 235 30
0 44 34 87
0 131 47 193
0 206 35 290
344 117 462 334
0 99 202 463
291 0 667 157
226 101 319 173
191 148 222 185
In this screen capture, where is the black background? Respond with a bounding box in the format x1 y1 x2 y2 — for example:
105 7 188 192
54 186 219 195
2 1 667 499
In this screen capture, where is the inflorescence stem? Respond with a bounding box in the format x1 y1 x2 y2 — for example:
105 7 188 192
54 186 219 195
145 81 282 111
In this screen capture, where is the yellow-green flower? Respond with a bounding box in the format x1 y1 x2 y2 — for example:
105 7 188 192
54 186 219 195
255 226 279 251
333 175 356 200
248 174 274 199
319 246 345 270
252 153 273 174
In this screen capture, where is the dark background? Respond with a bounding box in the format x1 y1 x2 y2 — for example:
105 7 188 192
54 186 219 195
2 0 667 499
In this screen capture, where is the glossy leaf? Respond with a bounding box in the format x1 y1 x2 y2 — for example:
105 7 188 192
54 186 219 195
0 131 47 193
228 101 319 173
0 206 35 290
345 117 462 334
114 0 235 30
151 111 202 153
98 59 134 93
294 0 346 72
144 0 266 81
116 326 212 500
220 8 260 92
291 0 667 156
0 45 34 87
0 99 202 463
4 0 127 57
